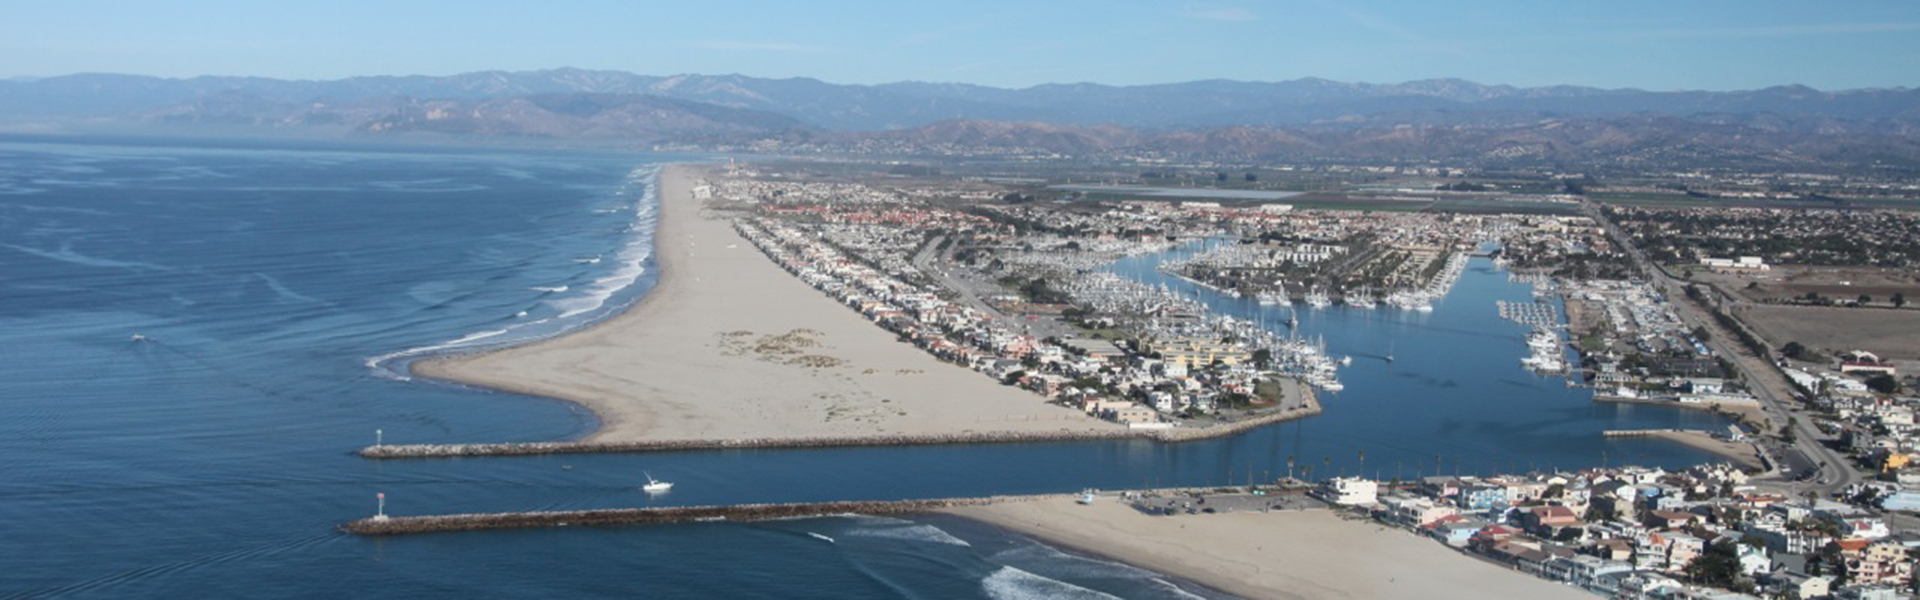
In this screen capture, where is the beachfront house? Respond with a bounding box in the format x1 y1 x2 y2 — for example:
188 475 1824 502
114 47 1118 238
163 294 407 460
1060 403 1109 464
1378 494 1458 527
1314 477 1379 506
1425 515 1488 547
1454 484 1510 512
1541 554 1634 590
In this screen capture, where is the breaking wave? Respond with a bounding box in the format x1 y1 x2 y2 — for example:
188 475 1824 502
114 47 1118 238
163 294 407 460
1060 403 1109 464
981 567 1123 600
364 164 661 380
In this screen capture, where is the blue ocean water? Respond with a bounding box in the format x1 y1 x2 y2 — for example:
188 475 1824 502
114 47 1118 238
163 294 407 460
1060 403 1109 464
0 137 1724 599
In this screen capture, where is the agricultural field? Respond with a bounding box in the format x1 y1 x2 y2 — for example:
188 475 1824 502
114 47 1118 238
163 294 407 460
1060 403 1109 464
1736 303 1920 362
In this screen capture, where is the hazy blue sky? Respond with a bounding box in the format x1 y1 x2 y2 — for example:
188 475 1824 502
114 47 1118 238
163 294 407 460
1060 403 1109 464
5 1 1917 90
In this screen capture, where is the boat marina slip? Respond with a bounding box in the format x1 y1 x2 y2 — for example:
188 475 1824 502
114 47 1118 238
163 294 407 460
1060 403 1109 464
0 141 1741 599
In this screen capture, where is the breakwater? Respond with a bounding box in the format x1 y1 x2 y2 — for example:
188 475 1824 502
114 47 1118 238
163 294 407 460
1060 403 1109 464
342 496 1016 536
360 397 1319 459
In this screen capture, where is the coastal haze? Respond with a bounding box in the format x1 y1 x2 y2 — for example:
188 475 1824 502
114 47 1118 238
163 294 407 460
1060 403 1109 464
6 2 1920 599
5 71 1919 169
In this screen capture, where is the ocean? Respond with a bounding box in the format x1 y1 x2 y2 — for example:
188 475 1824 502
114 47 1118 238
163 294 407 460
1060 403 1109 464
0 136 1724 599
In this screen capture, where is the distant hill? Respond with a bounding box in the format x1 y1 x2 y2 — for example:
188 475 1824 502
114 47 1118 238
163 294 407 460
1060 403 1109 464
5 69 1918 131
2 69 1916 168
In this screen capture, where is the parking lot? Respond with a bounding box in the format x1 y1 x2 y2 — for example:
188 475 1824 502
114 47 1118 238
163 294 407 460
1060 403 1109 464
1119 488 1328 515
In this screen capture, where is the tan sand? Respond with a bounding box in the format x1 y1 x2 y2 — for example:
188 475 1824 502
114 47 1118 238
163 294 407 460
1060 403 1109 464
948 496 1594 600
414 164 1120 443
1594 394 1766 422
1642 430 1765 471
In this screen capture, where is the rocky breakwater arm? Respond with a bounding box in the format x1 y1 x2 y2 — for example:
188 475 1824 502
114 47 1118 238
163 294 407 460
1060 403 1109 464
342 496 1028 536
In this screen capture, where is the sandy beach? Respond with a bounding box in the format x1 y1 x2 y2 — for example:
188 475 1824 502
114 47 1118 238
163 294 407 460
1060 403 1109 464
948 496 1594 600
414 164 1122 443
1640 430 1766 471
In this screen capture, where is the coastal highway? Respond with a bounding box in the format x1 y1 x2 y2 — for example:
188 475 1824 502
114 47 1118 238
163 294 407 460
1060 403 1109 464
1583 199 1858 497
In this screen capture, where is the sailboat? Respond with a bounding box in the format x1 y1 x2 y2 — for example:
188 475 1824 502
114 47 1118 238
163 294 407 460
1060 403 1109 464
1385 340 1396 363
643 472 674 493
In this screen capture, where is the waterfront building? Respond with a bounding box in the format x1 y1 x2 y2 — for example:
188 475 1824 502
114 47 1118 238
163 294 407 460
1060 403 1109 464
1315 477 1379 506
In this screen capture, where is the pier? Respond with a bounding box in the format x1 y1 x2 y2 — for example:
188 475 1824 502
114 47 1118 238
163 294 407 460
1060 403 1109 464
342 497 1013 536
1601 428 1699 438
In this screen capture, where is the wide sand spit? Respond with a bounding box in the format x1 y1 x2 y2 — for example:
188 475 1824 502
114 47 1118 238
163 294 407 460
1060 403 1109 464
949 496 1595 600
416 164 1200 445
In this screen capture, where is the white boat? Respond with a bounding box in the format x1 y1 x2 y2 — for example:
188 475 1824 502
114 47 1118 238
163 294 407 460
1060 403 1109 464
643 472 673 493
1344 288 1376 309
1303 288 1332 308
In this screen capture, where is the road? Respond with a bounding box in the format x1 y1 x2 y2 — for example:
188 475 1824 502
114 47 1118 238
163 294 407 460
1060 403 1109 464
1582 199 1858 497
911 235 1077 341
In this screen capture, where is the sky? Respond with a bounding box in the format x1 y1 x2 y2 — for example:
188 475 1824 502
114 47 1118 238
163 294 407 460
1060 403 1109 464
4 1 1917 91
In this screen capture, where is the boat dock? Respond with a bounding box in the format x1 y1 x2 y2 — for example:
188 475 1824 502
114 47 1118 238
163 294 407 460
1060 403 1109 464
342 497 1013 536
1496 300 1561 328
1602 428 1699 438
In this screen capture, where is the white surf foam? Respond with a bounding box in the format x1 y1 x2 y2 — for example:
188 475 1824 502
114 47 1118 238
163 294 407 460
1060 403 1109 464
980 567 1121 600
989 541 1214 599
992 544 1166 581
549 168 658 319
530 285 570 293
364 164 662 380
844 523 972 547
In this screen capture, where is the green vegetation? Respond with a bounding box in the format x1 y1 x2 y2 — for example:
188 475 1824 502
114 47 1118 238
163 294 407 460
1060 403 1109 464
1579 333 1606 353
1253 377 1287 405
1684 541 1751 593
1783 341 1823 363
1867 374 1901 394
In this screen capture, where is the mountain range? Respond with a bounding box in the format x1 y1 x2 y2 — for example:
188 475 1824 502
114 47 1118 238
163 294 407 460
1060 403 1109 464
3 68 1917 167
